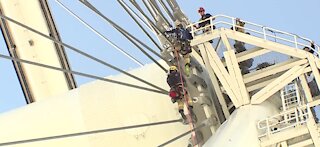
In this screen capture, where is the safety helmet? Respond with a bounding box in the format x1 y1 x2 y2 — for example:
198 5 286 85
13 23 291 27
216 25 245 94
198 7 205 13
174 20 182 27
169 65 177 71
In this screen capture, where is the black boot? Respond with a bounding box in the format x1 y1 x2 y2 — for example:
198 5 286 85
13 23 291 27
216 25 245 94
179 110 188 124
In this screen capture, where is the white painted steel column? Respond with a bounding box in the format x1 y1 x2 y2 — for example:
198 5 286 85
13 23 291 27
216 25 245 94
0 0 71 101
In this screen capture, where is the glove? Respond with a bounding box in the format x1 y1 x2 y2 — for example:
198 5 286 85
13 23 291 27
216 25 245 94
171 98 176 103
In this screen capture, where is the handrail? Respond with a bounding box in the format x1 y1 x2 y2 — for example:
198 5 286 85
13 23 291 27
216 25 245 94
186 14 320 57
257 106 309 138
257 108 304 129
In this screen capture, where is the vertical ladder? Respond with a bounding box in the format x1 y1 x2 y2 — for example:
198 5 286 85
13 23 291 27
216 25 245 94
280 80 302 123
281 80 301 111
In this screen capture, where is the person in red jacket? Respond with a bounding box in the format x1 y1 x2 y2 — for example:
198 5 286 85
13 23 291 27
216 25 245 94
165 21 193 76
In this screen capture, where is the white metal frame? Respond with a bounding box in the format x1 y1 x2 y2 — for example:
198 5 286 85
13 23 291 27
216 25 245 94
257 106 309 138
198 42 241 107
187 14 320 147
251 65 307 104
187 14 320 57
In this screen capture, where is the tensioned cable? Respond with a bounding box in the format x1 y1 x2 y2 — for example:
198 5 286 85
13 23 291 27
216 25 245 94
158 0 174 22
119 0 157 35
79 0 167 72
128 0 202 59
0 119 181 146
142 0 157 22
55 0 144 67
158 123 206 147
129 0 173 46
129 0 162 34
0 53 166 95
165 0 175 11
147 0 171 26
0 14 167 93
128 0 160 35
143 0 169 26
118 0 162 52
78 0 168 73
115 26 168 72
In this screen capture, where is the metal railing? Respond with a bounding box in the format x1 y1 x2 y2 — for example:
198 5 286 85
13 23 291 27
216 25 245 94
186 14 320 57
257 106 309 138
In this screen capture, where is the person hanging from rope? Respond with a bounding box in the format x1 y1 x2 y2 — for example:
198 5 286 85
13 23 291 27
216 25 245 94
167 65 196 124
165 21 193 76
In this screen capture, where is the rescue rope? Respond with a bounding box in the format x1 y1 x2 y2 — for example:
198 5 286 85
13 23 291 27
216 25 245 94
173 47 199 147
158 123 206 147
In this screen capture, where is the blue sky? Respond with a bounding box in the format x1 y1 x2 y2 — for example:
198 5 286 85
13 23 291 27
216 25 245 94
0 0 319 116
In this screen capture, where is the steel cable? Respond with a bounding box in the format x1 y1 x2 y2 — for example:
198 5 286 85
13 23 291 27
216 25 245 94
0 119 181 146
0 53 167 95
55 0 144 67
79 0 168 73
0 14 167 93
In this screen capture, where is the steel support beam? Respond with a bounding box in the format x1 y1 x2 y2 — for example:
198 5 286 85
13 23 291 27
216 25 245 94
224 50 250 105
251 65 306 104
199 42 241 107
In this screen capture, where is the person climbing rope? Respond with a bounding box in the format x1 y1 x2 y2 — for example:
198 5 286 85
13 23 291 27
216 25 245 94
167 65 196 124
165 21 193 76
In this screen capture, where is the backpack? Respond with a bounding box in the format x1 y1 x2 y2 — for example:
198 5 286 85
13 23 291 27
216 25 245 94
179 28 193 41
185 29 193 40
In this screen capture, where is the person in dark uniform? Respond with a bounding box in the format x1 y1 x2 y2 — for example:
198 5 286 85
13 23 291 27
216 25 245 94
195 7 214 43
196 7 215 31
167 66 194 123
165 21 193 76
303 41 315 54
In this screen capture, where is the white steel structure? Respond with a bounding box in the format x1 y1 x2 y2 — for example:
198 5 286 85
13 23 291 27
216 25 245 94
0 0 76 103
0 0 319 147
